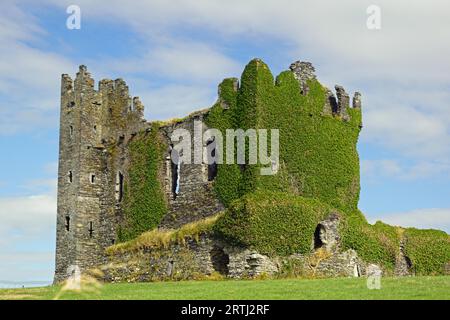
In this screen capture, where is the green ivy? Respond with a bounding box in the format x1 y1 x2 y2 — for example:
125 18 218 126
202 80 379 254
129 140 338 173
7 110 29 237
206 59 361 212
118 124 168 242
340 212 401 271
116 58 449 275
214 190 333 256
403 228 450 275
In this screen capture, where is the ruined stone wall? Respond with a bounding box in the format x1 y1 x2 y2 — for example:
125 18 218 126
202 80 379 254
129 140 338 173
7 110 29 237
158 113 224 229
98 235 279 282
54 66 147 283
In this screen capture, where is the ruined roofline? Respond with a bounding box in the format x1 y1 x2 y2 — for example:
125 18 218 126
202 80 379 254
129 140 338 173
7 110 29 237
61 65 145 114
61 59 362 129
62 65 132 93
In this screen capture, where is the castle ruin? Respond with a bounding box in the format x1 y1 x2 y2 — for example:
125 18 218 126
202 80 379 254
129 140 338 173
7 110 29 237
55 59 449 283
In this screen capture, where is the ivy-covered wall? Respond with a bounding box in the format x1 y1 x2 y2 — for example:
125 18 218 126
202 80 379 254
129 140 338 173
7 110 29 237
118 124 168 242
113 58 449 275
207 59 449 274
214 190 332 256
206 59 361 212
403 228 450 275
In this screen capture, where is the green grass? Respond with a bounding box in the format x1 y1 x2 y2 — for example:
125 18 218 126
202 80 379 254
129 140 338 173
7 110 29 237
1 276 449 300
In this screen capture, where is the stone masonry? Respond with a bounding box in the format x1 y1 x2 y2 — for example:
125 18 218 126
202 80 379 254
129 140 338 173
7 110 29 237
55 61 370 283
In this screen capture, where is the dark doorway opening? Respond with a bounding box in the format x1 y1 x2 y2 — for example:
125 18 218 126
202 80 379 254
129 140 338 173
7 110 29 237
314 224 325 249
210 246 229 275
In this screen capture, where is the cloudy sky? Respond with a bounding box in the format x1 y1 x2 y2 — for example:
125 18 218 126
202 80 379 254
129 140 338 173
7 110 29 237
1 0 450 284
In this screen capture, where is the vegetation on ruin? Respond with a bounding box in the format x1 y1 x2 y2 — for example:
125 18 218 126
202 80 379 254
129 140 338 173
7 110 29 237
403 228 450 275
206 59 361 212
339 213 401 271
214 191 332 256
109 213 223 254
117 124 168 242
118 58 449 275
207 59 449 274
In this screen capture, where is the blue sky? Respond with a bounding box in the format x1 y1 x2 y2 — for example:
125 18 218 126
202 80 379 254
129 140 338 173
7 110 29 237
1 0 450 284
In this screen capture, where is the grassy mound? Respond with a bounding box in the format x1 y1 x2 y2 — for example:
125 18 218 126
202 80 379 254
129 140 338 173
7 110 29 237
108 213 223 254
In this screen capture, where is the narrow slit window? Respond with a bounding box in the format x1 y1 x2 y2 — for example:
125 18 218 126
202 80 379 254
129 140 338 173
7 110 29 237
93 125 97 133
65 216 70 231
68 171 73 183
88 221 93 238
115 171 124 202
90 173 95 184
69 125 73 137
171 149 180 199
206 139 218 181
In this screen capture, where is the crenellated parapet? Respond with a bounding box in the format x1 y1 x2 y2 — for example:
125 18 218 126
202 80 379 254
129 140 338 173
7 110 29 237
322 84 361 120
287 61 361 121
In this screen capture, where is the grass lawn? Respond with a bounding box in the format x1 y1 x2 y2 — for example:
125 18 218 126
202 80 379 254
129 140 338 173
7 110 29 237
0 276 449 300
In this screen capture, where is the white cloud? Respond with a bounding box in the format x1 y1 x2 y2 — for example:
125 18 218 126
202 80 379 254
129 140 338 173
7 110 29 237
362 159 450 181
95 42 241 83
0 193 56 235
34 0 450 161
0 193 56 281
0 252 54 283
370 208 450 233
0 2 74 135
83 41 242 119
139 84 217 120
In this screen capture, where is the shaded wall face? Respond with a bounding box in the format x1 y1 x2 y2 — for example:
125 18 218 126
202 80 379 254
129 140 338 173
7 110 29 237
159 116 224 229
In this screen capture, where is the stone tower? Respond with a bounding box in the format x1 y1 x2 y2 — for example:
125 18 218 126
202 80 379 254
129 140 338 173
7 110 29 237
54 66 145 283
